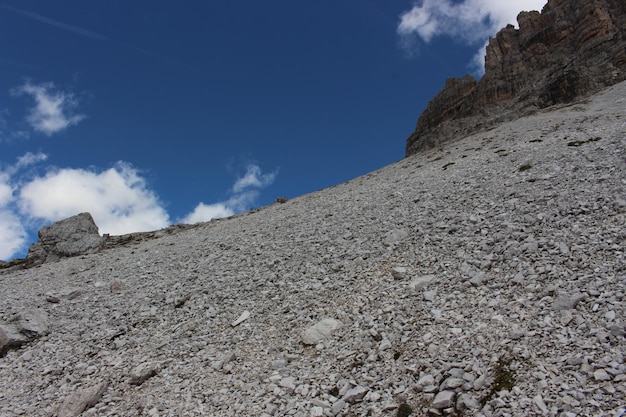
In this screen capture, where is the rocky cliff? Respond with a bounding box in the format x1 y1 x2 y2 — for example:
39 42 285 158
406 0 626 156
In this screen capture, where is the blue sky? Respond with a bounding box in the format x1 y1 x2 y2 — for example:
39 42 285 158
0 0 546 260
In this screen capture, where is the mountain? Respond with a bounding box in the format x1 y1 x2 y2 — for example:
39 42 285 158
1 79 625 416
406 0 626 156
1 0 626 414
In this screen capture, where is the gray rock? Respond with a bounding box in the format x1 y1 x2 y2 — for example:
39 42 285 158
440 377 465 390
343 386 368 404
432 391 455 409
26 212 105 266
416 374 435 390
593 369 612 381
382 229 409 247
302 319 342 345
553 292 586 311
17 309 49 340
0 324 29 356
231 310 251 326
279 376 297 392
330 399 346 416
129 362 161 385
533 395 549 414
408 275 436 291
391 266 408 280
457 393 480 411
423 290 437 301
55 381 108 417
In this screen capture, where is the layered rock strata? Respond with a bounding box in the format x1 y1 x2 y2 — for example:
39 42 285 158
406 0 626 156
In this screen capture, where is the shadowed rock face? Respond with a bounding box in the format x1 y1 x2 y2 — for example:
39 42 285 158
406 0 626 156
25 212 105 266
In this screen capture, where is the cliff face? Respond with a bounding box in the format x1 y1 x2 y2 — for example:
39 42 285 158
406 0 626 156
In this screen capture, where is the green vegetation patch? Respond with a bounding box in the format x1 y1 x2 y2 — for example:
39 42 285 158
396 403 413 417
481 356 517 406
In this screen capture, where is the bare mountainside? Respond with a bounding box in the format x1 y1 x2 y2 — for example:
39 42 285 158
1 81 626 416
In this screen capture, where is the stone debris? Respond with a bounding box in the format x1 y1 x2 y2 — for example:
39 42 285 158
0 80 625 416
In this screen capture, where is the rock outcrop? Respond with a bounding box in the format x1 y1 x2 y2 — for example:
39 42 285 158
25 212 105 266
406 0 626 156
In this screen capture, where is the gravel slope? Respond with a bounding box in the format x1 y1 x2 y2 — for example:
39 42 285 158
1 81 625 417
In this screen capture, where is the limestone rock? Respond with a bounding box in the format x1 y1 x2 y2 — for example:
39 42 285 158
406 0 626 156
55 381 108 417
343 385 368 404
26 213 105 266
0 324 29 356
0 309 49 357
302 318 342 345
17 309 49 339
408 275 436 291
129 362 161 385
432 390 455 409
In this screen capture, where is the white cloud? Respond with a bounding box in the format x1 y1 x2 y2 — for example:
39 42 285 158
232 164 278 193
398 0 547 73
182 164 277 224
18 162 170 235
12 81 85 136
0 172 27 260
0 174 12 206
0 209 26 260
183 203 234 224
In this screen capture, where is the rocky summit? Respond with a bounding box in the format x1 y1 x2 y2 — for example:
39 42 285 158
406 0 626 156
1 76 625 415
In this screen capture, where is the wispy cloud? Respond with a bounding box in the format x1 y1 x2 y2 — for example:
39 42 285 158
0 3 192 70
12 81 85 136
0 3 108 41
183 164 278 224
232 164 278 193
397 0 547 74
0 109 30 142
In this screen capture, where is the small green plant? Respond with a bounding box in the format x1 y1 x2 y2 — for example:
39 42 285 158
481 356 517 406
396 403 413 417
492 357 516 392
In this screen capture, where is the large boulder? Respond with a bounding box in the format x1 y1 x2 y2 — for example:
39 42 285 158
26 213 105 266
406 0 626 156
